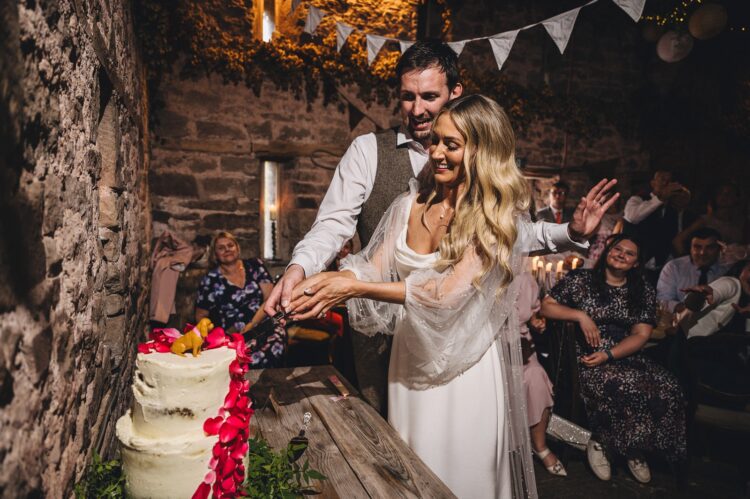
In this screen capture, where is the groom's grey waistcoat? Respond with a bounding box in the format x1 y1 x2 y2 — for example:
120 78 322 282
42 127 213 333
351 127 414 417
356 127 414 248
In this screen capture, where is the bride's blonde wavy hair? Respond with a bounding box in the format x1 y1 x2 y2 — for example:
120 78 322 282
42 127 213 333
418 94 530 289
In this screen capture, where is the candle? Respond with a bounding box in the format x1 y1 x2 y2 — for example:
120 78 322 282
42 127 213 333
571 257 579 269
556 260 564 277
531 256 539 273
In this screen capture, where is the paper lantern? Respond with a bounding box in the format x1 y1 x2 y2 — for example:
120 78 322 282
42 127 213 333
656 31 694 62
688 3 728 40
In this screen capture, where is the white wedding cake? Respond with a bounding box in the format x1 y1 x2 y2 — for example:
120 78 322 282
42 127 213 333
116 347 236 499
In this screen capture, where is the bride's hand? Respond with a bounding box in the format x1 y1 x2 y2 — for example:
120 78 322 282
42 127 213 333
288 271 357 321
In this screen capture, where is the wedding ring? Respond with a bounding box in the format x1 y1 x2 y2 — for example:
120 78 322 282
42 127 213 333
303 287 314 296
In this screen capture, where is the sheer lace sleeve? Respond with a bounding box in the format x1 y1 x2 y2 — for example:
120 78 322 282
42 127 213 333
339 188 412 336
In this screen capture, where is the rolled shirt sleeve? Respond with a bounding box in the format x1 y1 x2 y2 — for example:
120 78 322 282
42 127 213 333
289 134 377 277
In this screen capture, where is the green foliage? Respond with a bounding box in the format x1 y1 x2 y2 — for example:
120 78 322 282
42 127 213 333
73 452 126 499
242 437 327 498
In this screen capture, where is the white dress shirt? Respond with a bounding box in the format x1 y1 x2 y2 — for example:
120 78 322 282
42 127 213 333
679 277 743 338
623 193 664 224
290 130 589 277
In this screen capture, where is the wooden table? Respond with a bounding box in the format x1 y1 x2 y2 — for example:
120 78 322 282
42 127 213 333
247 365 455 498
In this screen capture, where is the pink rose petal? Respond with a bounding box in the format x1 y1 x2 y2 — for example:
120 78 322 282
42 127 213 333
204 416 224 436
219 423 239 443
191 482 210 499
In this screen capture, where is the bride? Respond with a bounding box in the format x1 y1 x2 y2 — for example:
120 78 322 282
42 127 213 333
287 95 618 498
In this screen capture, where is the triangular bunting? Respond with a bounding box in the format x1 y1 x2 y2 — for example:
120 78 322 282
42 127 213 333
399 40 415 53
447 40 468 56
335 22 355 52
366 34 389 65
488 30 519 70
303 5 325 35
612 0 646 22
541 7 582 54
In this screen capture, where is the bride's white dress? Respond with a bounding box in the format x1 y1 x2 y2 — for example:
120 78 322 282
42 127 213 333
389 224 510 498
343 180 581 499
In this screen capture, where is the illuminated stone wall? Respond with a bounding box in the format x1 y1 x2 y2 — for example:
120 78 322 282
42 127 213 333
0 0 149 495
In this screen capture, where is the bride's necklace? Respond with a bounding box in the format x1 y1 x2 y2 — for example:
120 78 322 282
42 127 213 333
422 202 454 233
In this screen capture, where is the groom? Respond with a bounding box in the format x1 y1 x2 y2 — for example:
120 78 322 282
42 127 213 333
266 41 614 415
265 41 463 414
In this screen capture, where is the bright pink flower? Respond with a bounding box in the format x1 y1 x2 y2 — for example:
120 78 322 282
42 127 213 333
205 328 228 349
137 342 153 354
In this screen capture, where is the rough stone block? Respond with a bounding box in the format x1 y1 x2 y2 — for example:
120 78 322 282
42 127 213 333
202 213 257 231
104 294 124 317
220 155 253 173
98 186 121 229
155 109 190 138
196 121 247 140
190 158 217 173
202 176 247 199
149 171 199 197
295 196 319 209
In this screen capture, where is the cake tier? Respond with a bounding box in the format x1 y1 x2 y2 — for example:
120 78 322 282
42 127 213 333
131 347 235 438
117 412 214 499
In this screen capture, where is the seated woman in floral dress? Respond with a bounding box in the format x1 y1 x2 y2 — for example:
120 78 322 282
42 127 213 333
195 231 285 368
541 234 686 484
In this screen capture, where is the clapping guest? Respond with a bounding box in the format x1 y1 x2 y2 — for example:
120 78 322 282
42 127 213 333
657 228 730 314
516 273 566 477
541 234 687 484
623 170 690 282
195 231 286 368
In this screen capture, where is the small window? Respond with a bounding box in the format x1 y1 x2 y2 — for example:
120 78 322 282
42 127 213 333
262 0 276 42
261 160 280 260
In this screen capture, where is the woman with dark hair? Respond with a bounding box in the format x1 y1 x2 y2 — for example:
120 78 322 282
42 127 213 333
541 234 687 484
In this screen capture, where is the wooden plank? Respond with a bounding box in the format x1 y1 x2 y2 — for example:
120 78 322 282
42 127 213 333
248 369 368 498
292 365 456 499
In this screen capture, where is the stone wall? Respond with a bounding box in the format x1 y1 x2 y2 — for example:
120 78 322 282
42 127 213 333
0 0 149 496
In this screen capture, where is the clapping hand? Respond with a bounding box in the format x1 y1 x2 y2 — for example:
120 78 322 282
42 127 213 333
568 179 620 242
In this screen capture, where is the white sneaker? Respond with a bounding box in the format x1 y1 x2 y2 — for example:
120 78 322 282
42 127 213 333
627 458 652 483
587 440 611 481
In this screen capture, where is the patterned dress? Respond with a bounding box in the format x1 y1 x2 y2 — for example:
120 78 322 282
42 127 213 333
549 269 687 462
196 258 285 368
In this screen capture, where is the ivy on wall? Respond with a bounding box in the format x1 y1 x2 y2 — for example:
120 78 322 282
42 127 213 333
134 0 633 140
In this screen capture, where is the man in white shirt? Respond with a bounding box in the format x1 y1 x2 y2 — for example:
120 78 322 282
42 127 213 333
623 170 689 281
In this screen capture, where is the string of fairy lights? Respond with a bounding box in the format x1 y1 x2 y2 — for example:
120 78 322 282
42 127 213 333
641 0 748 32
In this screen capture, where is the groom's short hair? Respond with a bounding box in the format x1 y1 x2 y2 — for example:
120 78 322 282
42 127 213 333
395 40 460 91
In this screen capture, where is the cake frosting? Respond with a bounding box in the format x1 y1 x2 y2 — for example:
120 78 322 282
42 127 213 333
116 347 236 499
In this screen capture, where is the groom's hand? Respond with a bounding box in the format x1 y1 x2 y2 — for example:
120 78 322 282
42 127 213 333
264 264 306 316
568 178 619 242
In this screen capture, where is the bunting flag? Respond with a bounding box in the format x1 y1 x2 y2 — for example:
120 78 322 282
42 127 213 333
291 0 640 72
612 0 646 22
541 6 582 54
447 40 468 56
366 34 389 65
399 40 415 53
335 22 355 52
303 5 325 35
488 30 520 70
